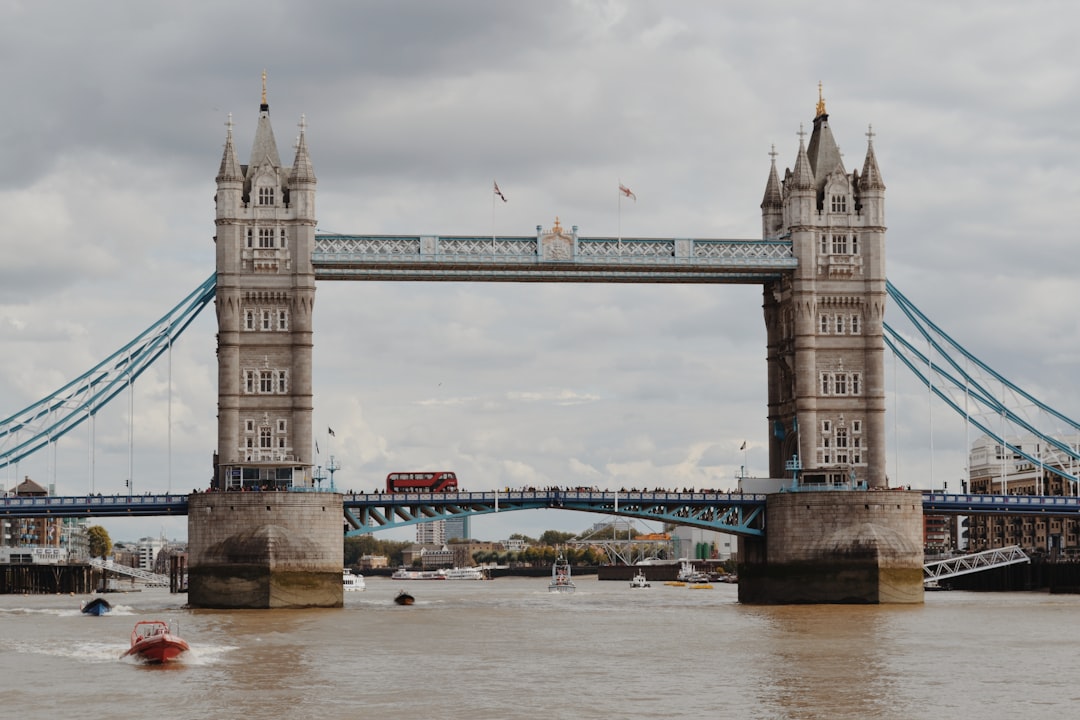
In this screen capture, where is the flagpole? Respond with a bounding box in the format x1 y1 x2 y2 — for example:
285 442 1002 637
492 180 496 252
617 180 622 244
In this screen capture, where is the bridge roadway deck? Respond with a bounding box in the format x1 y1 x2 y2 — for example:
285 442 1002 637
3 491 1078 534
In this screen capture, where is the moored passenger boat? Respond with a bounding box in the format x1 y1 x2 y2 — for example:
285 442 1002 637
440 567 486 580
343 569 366 591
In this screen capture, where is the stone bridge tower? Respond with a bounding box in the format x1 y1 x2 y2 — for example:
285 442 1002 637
743 90 923 604
211 74 317 491
762 87 888 489
188 77 342 609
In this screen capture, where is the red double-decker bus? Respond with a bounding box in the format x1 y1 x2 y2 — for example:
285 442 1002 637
385 471 458 493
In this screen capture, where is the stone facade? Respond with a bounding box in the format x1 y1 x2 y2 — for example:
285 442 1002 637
761 89 888 490
187 491 343 608
743 91 924 604
738 491 925 604
212 74 317 492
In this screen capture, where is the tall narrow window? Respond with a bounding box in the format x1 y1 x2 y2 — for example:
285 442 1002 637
244 310 256 331
260 371 273 393
851 373 861 395
820 315 830 333
834 373 848 395
261 310 272 331
820 235 829 255
277 309 289 331
276 371 287 393
245 371 255 394
821 373 831 395
835 315 846 334
851 235 859 254
850 315 861 334
246 227 254 248
259 427 272 449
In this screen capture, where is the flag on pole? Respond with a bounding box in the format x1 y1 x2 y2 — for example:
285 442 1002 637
740 441 747 451
493 181 507 202
316 440 320 454
618 183 636 201
328 427 336 437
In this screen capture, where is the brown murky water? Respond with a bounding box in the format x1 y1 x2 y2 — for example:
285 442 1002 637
3 578 1078 719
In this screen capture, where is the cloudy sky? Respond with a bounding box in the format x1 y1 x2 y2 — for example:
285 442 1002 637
2 1 1079 544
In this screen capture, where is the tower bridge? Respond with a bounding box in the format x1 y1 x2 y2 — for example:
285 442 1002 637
6 82 1080 607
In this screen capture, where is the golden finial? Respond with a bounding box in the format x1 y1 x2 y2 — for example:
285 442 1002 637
552 216 562 233
816 81 826 117
261 69 267 105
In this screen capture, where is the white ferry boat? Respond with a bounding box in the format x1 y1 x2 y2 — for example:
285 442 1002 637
440 567 487 580
343 569 366 591
391 568 446 580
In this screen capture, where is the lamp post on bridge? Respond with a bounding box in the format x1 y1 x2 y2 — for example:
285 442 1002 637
327 456 339 492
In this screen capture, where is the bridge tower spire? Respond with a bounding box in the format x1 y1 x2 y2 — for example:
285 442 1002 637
762 87 888 489
211 76 317 491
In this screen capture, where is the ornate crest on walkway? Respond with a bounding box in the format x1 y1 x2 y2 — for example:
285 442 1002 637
540 217 575 261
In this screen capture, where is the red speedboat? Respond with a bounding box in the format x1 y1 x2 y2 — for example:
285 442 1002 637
120 620 190 664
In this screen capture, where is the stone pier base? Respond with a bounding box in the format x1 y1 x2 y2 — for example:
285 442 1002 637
187 492 343 609
738 490 925 604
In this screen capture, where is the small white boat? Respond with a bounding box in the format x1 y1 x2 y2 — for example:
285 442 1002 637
343 569 366 591
391 568 446 580
629 570 651 589
549 555 576 593
440 567 486 580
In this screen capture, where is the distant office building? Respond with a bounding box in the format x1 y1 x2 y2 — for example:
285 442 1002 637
136 536 167 571
445 515 469 541
670 525 736 561
416 519 446 546
968 434 1080 555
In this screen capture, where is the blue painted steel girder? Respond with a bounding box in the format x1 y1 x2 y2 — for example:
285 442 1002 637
342 490 769 538
0 494 188 519
9 491 1080 528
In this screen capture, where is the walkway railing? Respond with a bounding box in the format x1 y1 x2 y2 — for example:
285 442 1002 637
87 557 170 587
923 545 1029 583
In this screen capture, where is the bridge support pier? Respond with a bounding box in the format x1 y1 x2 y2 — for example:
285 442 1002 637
186 492 343 609
738 490 925 604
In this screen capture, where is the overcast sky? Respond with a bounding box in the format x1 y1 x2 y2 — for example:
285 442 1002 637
2 1 1079 544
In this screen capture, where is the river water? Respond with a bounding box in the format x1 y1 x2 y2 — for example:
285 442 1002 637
2 578 1078 719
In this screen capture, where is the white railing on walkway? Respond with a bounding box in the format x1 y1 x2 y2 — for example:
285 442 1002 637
87 557 170 587
923 545 1029 584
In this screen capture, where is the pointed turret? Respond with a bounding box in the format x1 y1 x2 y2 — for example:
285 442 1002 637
216 114 243 183
859 124 886 191
216 114 244 221
248 70 282 172
761 145 784 238
790 129 815 191
289 115 316 185
805 83 844 188
761 144 783 209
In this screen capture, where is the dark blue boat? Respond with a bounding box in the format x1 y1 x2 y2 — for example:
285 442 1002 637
81 597 112 616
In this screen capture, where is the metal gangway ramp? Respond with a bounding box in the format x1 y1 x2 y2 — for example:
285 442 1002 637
88 557 170 587
923 546 1030 587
